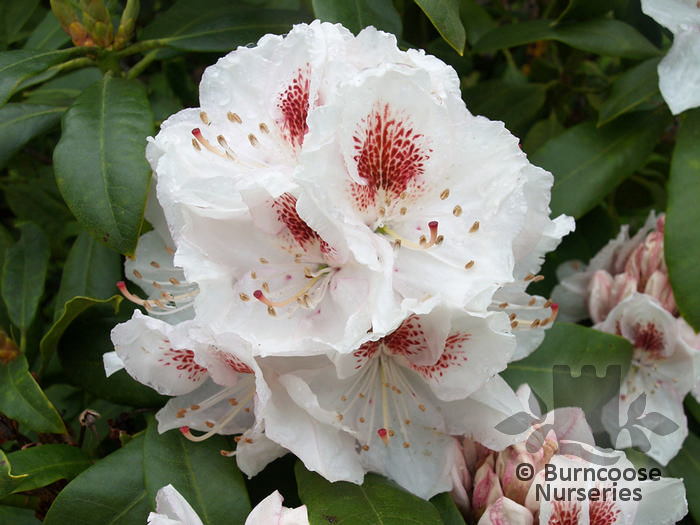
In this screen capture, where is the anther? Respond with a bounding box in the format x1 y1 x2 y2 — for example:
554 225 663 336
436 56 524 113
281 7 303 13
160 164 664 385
524 273 535 281
440 189 450 200
403 442 410 448
453 205 462 217
400 207 407 215
511 320 519 328
469 221 480 233
227 112 242 123
239 293 249 301
464 260 475 269
259 123 269 134
248 134 259 146
509 313 517 321
192 128 225 157
267 306 276 317
192 138 201 150
169 277 181 285
499 302 508 308
260 257 268 264
528 297 537 306
133 269 143 279
150 261 160 269
200 111 210 125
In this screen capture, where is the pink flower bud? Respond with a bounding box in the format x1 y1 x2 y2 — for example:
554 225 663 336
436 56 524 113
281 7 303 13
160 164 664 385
478 497 534 525
449 439 471 514
496 442 546 505
472 455 503 519
645 270 678 315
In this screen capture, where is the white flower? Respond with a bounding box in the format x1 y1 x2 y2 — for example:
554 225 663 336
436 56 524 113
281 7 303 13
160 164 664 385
147 486 309 525
598 293 700 464
256 306 525 499
147 484 203 525
642 0 700 114
527 448 687 525
245 490 309 525
296 61 572 320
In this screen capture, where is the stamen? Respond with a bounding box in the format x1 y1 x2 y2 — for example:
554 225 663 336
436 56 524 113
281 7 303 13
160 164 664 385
440 189 450 200
253 269 332 308
227 111 242 123
381 221 440 250
192 128 226 158
180 388 255 442
200 111 210 125
469 221 480 233
453 205 462 217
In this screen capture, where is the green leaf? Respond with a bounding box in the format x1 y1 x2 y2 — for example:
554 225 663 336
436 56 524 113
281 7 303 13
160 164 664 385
556 0 625 24
460 0 495 47
0 445 91 498
473 18 661 59
41 296 122 368
295 462 443 525
429 493 466 525
598 58 661 125
142 1 305 52
24 10 71 50
414 0 465 55
0 49 75 108
2 223 50 330
0 103 64 168
667 432 700 521
531 106 671 218
54 75 154 256
24 68 103 107
143 420 250 524
53 230 122 320
666 108 700 333
462 81 547 136
0 504 39 525
502 323 633 423
312 0 401 36
43 434 150 525
57 308 168 408
3 0 40 44
0 353 66 434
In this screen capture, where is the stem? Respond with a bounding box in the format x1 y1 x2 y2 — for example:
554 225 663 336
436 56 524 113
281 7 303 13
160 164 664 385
48 56 96 75
114 38 169 58
126 49 160 80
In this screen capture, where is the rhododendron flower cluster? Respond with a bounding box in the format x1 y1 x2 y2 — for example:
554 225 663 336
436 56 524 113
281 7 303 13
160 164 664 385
108 21 574 499
553 213 700 464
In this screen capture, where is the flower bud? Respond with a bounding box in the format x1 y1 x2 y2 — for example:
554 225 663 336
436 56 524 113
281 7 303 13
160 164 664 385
113 0 139 50
496 442 544 505
478 497 533 525
645 270 678 315
449 439 471 514
79 0 114 48
472 455 503 519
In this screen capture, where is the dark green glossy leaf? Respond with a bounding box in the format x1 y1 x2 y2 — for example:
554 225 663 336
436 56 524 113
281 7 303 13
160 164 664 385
531 106 671 218
24 68 103 107
502 323 633 427
463 81 547 136
415 0 465 54
24 10 71 50
54 76 153 255
53 230 122 320
2 223 50 330
522 114 565 155
0 103 64 168
473 19 661 59
0 353 66 434
142 1 305 52
460 0 495 47
599 58 661 125
57 308 168 408
295 462 442 525
0 445 91 497
4 0 40 44
0 504 39 525
43 434 150 525
556 0 625 24
430 493 466 525
666 108 700 333
312 0 401 36
143 420 250 524
667 432 700 521
0 49 74 108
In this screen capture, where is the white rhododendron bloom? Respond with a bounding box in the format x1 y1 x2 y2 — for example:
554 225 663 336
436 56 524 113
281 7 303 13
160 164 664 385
599 294 699 464
109 20 573 499
147 486 309 525
641 0 700 114
257 307 527 499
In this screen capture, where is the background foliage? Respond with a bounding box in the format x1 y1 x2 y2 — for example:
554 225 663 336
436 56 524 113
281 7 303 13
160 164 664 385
0 0 698 523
